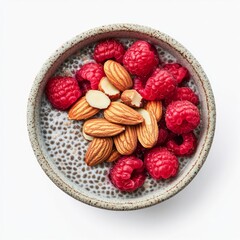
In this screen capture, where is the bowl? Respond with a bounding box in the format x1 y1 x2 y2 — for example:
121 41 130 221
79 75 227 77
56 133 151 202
27 24 216 210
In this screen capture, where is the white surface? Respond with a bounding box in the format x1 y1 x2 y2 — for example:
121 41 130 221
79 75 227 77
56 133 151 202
1 0 240 239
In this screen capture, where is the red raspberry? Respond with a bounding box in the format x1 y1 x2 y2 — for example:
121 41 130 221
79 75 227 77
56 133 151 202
45 76 82 110
144 148 179 180
75 63 105 90
156 128 169 146
78 80 91 96
109 156 146 192
94 39 125 63
134 68 177 100
123 40 159 77
165 100 200 134
163 63 189 84
165 87 199 106
166 132 197 156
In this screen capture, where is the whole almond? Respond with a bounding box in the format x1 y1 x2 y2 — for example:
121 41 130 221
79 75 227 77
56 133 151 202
144 100 163 122
104 102 143 125
83 118 125 137
136 109 159 148
85 137 113 166
68 97 99 120
114 126 138 155
104 60 133 91
106 149 121 163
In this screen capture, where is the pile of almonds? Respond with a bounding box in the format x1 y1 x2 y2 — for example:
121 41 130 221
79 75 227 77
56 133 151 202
68 59 161 166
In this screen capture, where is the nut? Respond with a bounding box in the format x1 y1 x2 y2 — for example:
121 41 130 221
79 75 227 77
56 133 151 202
82 131 94 141
85 137 113 166
104 60 133 91
114 126 138 155
68 96 100 120
98 77 121 100
104 102 144 125
86 90 111 109
121 89 143 108
136 108 158 148
144 100 162 122
83 118 125 137
106 149 121 163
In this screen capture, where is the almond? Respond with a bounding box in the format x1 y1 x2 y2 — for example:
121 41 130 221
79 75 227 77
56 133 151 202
106 149 121 163
136 109 158 148
104 102 144 125
98 77 121 100
85 137 113 166
82 131 93 141
83 118 125 137
121 89 143 108
144 100 163 122
86 90 111 109
114 126 137 155
68 97 100 120
104 60 133 91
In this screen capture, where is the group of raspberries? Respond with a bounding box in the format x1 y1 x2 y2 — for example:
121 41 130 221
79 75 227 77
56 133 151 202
45 39 200 192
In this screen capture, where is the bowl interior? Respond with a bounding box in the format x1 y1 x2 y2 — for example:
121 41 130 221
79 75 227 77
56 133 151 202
28 24 215 210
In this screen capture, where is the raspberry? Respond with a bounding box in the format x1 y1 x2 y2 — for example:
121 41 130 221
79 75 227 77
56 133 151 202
123 40 159 77
94 39 125 63
75 63 105 90
156 128 169 146
45 76 82 110
163 63 189 84
144 148 179 180
165 100 200 134
109 156 146 192
78 80 91 96
134 68 177 100
166 132 197 156
165 87 199 106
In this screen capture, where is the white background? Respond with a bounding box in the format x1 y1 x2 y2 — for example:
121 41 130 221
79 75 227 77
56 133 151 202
1 0 240 239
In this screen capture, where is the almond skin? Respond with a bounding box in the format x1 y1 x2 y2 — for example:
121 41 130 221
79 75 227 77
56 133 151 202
68 97 99 120
144 100 163 122
106 149 121 163
136 109 159 148
104 60 133 91
85 137 113 166
83 118 125 137
104 102 144 125
114 126 138 155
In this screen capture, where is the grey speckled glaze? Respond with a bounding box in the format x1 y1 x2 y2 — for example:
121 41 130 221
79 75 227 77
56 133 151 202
27 24 216 210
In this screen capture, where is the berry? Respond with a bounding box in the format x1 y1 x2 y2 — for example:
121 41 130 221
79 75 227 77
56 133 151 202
144 148 179 180
78 80 91 96
134 68 177 100
94 39 125 63
45 76 82 110
123 40 159 77
156 128 169 146
166 132 197 156
165 100 200 134
75 63 105 90
163 63 189 84
109 156 146 192
165 87 199 106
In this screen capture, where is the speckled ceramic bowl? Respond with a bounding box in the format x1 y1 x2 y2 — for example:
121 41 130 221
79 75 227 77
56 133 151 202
27 24 216 210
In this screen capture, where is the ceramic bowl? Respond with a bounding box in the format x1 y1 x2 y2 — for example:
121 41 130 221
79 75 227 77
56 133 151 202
27 24 216 210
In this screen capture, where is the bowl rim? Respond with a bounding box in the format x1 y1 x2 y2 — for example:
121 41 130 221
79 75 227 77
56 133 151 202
27 23 216 211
